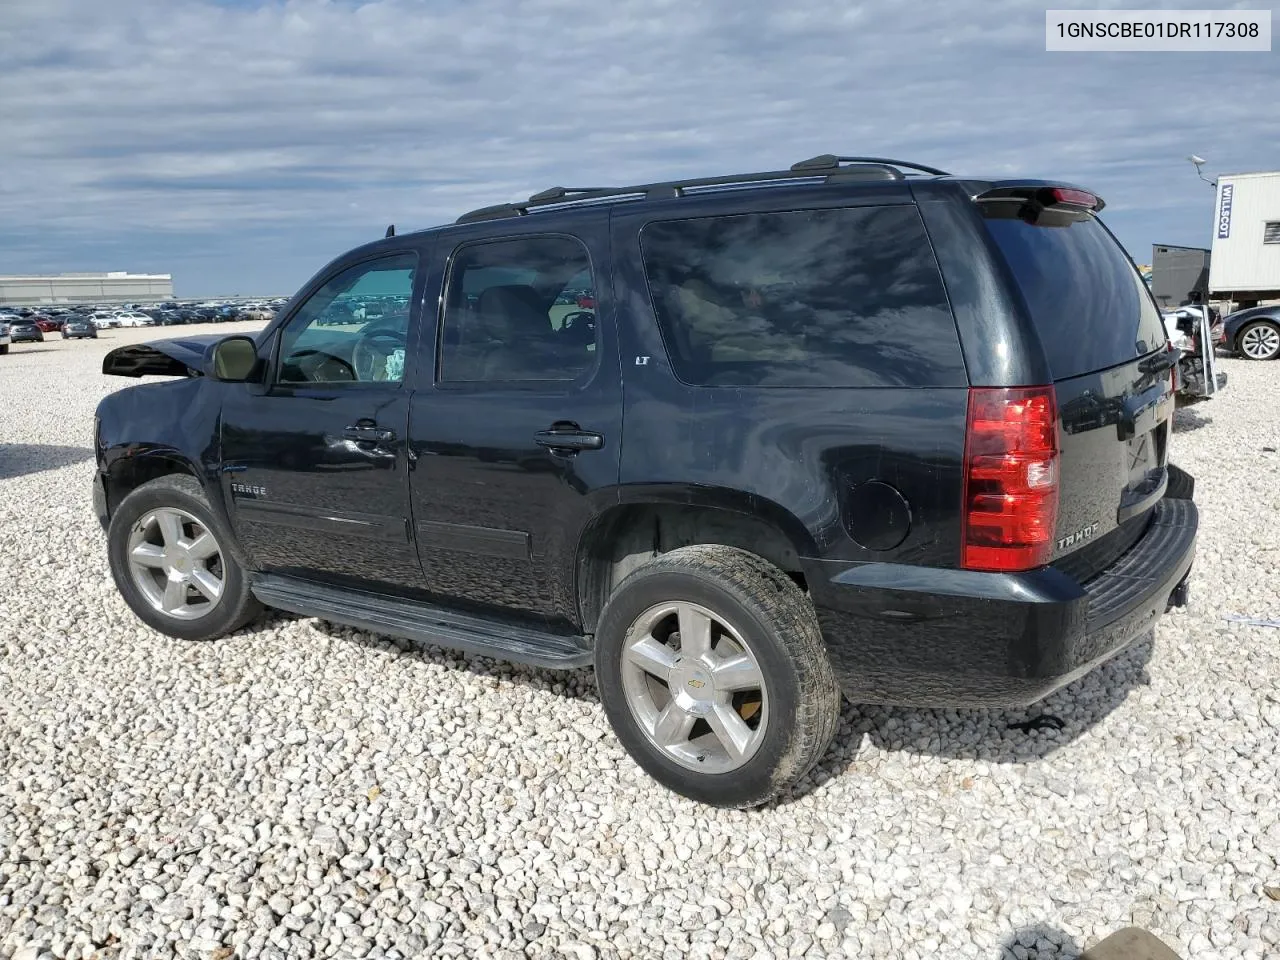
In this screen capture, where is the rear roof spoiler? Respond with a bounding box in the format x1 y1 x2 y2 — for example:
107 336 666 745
972 180 1105 213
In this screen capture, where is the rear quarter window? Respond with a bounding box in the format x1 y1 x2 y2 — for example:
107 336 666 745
983 213 1167 380
639 205 966 388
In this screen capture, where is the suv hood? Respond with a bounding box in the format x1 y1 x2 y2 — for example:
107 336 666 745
102 334 226 378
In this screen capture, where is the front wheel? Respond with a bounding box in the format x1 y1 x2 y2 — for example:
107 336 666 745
594 545 841 807
1238 320 1280 361
107 475 261 641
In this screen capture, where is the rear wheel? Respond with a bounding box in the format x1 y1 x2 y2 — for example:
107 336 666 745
594 545 841 807
107 475 261 641
1238 320 1280 360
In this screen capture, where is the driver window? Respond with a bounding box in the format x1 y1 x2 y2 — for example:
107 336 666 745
277 254 417 385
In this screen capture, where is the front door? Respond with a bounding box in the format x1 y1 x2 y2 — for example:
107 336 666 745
408 228 622 628
220 250 428 592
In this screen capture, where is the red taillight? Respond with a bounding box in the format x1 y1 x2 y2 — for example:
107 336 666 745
1048 187 1099 209
961 386 1060 572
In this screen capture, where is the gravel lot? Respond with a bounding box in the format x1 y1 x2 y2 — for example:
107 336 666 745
1 325 1277 960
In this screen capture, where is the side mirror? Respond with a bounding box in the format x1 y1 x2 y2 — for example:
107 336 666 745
208 336 263 382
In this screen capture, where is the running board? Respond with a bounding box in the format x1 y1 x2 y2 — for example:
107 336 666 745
251 574 593 670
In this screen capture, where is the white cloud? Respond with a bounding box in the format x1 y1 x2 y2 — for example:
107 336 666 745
1 0 1277 293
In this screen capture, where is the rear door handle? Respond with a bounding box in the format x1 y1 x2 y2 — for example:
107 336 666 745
534 426 604 452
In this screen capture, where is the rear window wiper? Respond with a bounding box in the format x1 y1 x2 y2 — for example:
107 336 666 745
1139 350 1178 375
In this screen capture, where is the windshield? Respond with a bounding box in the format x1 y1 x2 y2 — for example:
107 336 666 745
983 212 1167 380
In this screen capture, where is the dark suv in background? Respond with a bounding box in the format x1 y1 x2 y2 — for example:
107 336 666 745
93 154 1196 807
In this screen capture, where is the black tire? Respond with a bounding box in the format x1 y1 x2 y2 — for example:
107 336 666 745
1166 463 1195 500
1236 320 1280 361
594 544 841 808
107 475 261 641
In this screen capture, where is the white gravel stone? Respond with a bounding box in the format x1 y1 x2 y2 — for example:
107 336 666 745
0 327 1277 960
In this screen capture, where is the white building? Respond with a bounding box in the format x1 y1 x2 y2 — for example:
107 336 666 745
0 271 174 306
1208 171 1280 307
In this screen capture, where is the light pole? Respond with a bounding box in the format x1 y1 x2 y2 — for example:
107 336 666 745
1184 156 1230 340
1188 155 1215 188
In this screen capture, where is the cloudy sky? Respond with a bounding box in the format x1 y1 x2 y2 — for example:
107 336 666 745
2 0 1277 296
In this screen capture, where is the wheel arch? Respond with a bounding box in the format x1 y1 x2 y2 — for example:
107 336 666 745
574 491 817 634
104 447 206 518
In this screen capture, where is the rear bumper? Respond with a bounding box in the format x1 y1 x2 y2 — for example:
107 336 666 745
804 497 1197 708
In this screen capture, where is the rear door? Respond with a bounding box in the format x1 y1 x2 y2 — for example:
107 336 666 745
981 202 1175 575
407 222 622 630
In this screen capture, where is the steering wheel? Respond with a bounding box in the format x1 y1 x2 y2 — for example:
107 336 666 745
286 348 355 382
352 329 407 381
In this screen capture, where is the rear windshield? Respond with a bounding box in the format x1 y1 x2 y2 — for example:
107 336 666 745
983 213 1167 380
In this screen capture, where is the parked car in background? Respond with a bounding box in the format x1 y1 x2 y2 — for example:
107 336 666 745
0 319 10 354
8 319 45 343
113 312 155 328
92 313 121 329
62 317 99 339
1222 304 1280 361
34 315 62 333
1162 307 1226 401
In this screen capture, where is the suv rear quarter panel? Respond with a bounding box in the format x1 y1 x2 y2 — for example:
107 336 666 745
609 189 972 568
910 181 1052 387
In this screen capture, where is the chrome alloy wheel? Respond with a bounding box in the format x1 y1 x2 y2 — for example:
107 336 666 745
619 601 769 773
1240 323 1280 360
126 508 225 621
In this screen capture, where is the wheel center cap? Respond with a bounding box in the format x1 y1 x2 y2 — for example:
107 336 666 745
672 659 715 703
171 552 189 574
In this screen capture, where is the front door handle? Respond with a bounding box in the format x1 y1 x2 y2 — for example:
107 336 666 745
343 420 397 444
534 425 604 453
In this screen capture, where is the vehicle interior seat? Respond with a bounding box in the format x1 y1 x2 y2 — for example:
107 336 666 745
445 284 557 380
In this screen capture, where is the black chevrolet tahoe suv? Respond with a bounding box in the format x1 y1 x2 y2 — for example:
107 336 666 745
94 154 1197 807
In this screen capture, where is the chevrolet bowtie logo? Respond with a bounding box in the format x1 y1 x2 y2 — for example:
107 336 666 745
687 679 706 689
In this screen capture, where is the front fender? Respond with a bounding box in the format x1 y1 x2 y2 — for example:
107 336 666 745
93 379 238 558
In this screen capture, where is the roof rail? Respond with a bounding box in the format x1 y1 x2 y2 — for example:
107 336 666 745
454 155 947 224
790 154 951 177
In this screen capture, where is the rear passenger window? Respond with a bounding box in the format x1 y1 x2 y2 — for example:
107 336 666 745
439 237 597 383
639 206 965 388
